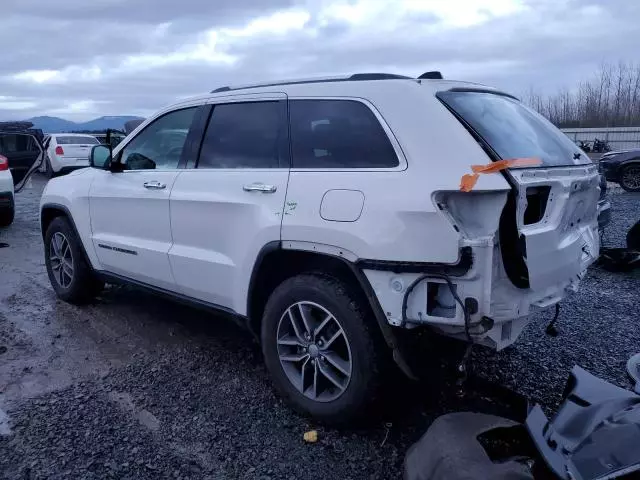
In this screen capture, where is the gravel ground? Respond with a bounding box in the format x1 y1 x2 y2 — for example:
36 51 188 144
0 175 638 480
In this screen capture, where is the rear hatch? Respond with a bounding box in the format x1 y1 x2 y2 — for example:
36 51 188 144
55 135 99 163
438 90 600 292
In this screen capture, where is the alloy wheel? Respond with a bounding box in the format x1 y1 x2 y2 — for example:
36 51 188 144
622 165 640 190
276 301 352 402
49 232 74 288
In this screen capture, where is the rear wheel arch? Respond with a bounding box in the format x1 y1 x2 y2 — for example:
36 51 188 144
247 246 386 339
246 244 416 378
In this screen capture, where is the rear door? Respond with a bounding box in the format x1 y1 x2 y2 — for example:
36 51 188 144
0 133 42 185
168 94 290 312
89 106 200 290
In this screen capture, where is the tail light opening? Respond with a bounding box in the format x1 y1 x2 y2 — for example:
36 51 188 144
0 155 8 171
55 146 64 156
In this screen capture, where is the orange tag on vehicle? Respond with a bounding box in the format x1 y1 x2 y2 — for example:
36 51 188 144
460 157 542 192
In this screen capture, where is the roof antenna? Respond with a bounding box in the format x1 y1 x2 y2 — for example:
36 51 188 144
418 71 443 80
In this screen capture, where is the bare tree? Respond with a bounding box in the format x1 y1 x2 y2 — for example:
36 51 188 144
524 61 640 127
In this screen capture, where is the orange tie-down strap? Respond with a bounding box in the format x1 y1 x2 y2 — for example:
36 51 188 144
460 157 542 192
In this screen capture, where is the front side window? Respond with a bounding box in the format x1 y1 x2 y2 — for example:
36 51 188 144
119 107 196 170
198 102 283 169
438 91 590 167
289 100 399 169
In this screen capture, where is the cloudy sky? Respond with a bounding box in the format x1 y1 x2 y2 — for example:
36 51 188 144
1 0 638 121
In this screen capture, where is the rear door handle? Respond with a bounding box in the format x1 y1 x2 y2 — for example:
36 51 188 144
143 181 166 190
243 183 277 193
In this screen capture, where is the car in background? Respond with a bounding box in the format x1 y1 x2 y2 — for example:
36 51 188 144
41 133 100 178
598 148 640 192
0 128 43 226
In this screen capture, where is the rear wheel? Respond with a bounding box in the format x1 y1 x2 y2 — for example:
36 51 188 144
620 163 640 192
0 197 14 227
44 156 54 179
261 274 384 425
44 217 103 303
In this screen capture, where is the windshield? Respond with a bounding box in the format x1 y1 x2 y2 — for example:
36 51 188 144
438 91 590 167
56 135 99 145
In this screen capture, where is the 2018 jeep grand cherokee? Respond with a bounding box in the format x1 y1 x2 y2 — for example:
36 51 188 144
39 73 601 423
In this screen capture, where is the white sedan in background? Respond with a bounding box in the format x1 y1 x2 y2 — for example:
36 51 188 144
41 133 99 178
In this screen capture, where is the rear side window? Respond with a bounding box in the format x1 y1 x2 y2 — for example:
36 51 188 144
198 102 284 169
55 136 99 145
289 100 398 169
438 91 590 167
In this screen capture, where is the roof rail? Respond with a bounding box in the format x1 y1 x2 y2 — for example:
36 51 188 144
210 72 415 94
418 71 443 80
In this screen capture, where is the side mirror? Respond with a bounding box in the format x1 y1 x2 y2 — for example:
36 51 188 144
627 353 640 394
90 144 112 170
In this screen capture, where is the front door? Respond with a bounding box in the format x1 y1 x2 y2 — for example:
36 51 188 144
168 95 290 313
89 106 199 290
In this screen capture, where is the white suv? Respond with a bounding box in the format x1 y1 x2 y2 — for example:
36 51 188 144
39 73 601 423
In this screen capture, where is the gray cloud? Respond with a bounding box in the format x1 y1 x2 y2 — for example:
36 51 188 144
1 0 639 121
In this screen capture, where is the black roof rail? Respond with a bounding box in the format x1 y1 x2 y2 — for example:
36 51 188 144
210 73 415 94
418 71 443 79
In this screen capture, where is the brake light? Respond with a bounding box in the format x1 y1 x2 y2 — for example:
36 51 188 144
0 155 7 171
55 146 64 156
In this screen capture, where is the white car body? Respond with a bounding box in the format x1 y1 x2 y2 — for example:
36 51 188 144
40 75 601 351
42 133 99 175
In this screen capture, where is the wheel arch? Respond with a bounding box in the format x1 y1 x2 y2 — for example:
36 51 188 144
246 243 415 378
40 203 93 268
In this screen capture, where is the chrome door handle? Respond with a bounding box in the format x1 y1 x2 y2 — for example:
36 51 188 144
143 181 166 190
243 183 277 193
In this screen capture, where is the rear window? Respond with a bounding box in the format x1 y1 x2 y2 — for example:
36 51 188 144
438 91 590 167
55 136 99 145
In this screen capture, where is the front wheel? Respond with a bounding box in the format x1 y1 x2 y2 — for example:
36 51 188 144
44 217 103 303
620 164 640 192
261 274 384 425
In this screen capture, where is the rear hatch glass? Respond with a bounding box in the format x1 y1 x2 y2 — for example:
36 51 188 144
437 91 590 167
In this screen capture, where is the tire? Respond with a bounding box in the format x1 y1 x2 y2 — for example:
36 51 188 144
261 273 384 425
627 220 640 251
44 156 54 179
44 216 103 303
619 163 640 192
0 198 14 227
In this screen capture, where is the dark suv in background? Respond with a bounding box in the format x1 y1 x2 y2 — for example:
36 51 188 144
599 149 640 192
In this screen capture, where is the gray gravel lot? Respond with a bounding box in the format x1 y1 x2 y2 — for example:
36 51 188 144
0 175 638 479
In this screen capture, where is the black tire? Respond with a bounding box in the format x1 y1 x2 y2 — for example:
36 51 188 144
44 156 54 179
0 196 14 227
44 216 103 303
619 163 640 192
627 220 640 251
261 273 384 425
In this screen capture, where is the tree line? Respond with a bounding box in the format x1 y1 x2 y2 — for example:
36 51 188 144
523 61 640 128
